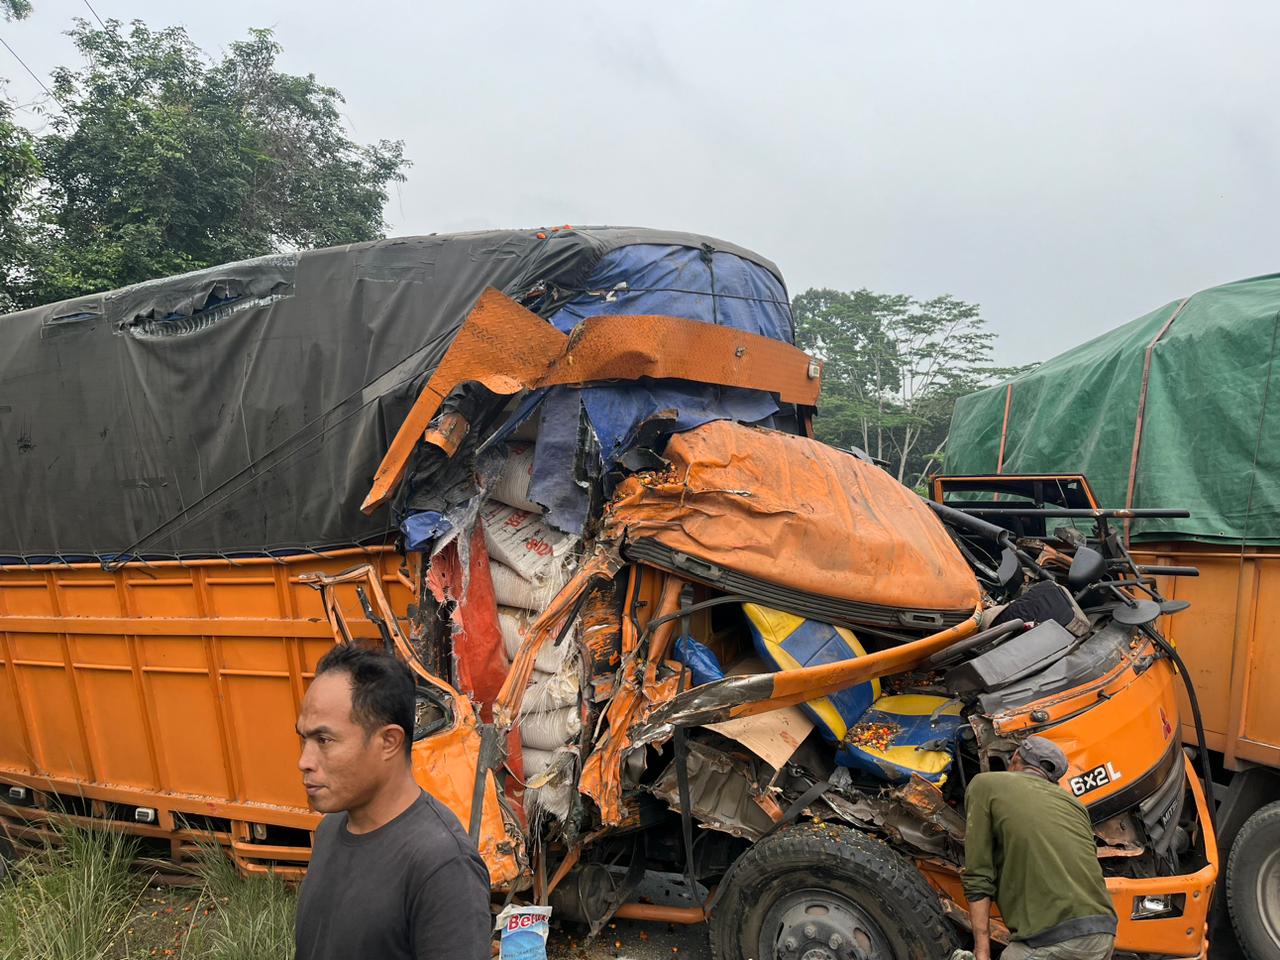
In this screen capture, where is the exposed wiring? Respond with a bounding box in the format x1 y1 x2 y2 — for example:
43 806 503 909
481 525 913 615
0 36 65 112
1142 625 1217 832
80 0 107 29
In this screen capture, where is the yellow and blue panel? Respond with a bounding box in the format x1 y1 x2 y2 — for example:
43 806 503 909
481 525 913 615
743 603 880 744
835 694 966 785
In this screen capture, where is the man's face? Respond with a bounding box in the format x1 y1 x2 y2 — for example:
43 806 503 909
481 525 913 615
296 671 387 814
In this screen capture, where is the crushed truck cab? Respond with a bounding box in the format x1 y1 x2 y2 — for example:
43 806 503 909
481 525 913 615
0 232 1218 960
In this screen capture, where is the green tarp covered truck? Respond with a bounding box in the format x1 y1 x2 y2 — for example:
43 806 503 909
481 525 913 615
946 273 1280 960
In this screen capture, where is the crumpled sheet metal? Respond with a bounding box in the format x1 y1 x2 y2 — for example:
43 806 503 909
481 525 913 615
409 695 525 886
301 562 524 884
362 288 822 513
577 568 686 825
491 546 625 729
627 613 982 744
605 420 982 615
650 738 778 840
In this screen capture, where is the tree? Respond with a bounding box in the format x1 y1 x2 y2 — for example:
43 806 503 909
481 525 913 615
795 287 1022 488
0 96 40 311
5 20 407 307
2 0 31 20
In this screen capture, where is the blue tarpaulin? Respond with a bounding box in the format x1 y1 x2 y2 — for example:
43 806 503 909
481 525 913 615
547 243 792 461
530 244 794 532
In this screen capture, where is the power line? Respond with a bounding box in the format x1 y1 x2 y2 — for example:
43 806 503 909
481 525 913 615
0 35 65 112
80 0 107 29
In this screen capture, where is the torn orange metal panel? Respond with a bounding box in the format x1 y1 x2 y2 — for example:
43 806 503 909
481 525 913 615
539 314 821 401
641 575 686 699
578 582 623 678
492 547 623 729
422 410 470 458
362 288 822 513
578 571 687 824
605 420 982 616
300 564 524 885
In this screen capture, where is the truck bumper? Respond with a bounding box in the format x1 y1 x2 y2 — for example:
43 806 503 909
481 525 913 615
1110 756 1218 958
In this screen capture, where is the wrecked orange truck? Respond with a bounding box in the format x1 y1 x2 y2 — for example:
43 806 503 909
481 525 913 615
0 230 1216 959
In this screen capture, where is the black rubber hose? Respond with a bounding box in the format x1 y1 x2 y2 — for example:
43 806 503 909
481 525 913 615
1143 625 1217 832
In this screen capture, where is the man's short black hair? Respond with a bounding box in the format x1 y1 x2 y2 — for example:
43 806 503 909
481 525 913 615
315 643 416 758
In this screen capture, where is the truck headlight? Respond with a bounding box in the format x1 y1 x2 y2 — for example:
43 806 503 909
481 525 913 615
1131 894 1185 919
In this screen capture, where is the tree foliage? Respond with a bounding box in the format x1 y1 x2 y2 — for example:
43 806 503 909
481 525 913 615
1 0 31 21
2 20 407 308
0 96 40 312
795 287 1025 488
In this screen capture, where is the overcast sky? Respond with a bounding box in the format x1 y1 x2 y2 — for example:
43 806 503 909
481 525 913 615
5 1 1278 364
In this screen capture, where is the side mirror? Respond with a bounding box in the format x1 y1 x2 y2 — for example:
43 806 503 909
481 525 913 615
997 546 1022 586
1067 545 1107 590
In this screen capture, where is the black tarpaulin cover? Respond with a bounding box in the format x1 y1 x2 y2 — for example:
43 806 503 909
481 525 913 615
0 228 782 560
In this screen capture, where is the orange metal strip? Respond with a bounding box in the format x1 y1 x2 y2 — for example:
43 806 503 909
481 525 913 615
727 613 981 720
274 565 307 718
1222 556 1260 768
361 288 822 514
192 568 244 805
613 902 706 924
0 615 378 638
43 571 99 783
228 838 313 862
539 314 821 403
0 545 395 574
0 579 39 774
1124 298 1189 543
0 772 318 828
642 576 686 698
995 383 1013 473
113 572 165 792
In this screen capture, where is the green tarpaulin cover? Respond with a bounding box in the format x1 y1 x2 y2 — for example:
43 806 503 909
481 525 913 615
947 273 1280 544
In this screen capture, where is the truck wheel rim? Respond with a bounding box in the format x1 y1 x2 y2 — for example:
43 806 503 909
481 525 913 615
1259 846 1280 947
762 888 892 960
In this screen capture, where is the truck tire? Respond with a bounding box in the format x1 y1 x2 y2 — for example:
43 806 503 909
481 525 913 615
1229 800 1280 960
708 821 958 960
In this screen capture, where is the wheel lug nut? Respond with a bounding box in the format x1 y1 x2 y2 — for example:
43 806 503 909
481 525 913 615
804 923 817 938
784 937 797 952
829 933 844 949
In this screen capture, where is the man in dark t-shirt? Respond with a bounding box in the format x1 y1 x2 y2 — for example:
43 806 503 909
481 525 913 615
294 643 492 960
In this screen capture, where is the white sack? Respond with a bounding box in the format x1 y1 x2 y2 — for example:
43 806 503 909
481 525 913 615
490 561 566 612
499 606 571 673
490 441 541 514
518 706 581 751
480 502 572 581
522 668 579 713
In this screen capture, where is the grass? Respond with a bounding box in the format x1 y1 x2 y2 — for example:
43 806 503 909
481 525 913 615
182 842 296 960
0 827 296 960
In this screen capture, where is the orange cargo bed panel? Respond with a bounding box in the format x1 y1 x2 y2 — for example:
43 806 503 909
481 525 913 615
605 420 981 616
0 549 408 812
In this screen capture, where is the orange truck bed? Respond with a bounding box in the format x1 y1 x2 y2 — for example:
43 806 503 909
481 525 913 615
0 548 408 874
1133 543 1280 771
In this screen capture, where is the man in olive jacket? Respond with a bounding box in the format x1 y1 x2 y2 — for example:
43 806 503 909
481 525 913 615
963 737 1117 960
